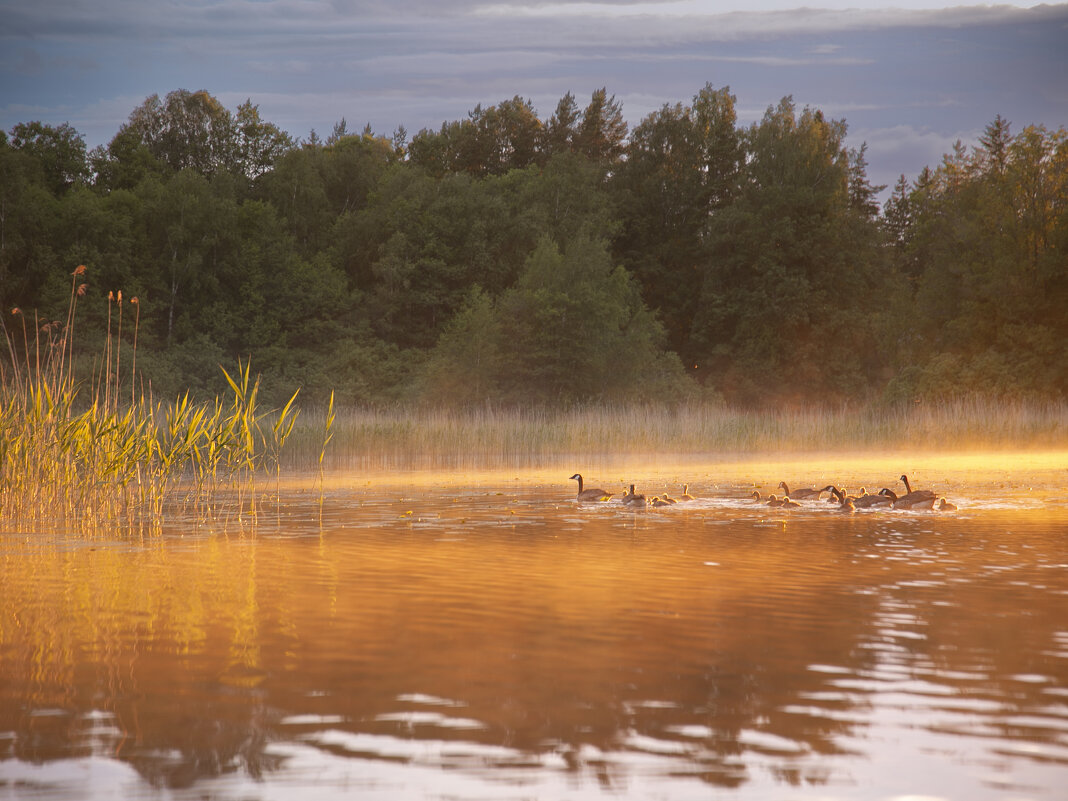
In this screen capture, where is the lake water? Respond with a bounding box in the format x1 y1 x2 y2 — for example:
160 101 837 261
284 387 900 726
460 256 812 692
2 453 1066 800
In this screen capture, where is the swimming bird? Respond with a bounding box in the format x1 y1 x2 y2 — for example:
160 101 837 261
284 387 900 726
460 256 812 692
848 487 893 508
650 496 672 507
569 473 613 502
765 494 785 507
899 474 937 502
936 497 958 511
781 496 801 509
829 486 856 512
751 491 763 502
622 484 647 507
778 481 825 500
878 487 935 510
679 484 696 501
660 493 678 504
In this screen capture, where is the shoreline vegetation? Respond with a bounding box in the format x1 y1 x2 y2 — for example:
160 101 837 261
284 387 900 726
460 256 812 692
3 287 1064 530
1 276 307 530
3 92 1065 413
305 398 1068 471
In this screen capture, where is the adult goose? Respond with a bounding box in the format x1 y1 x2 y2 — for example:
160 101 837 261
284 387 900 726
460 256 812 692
622 484 647 507
852 487 893 508
570 474 613 502
878 487 936 510
679 485 696 501
890 474 938 508
899 474 937 502
778 481 825 500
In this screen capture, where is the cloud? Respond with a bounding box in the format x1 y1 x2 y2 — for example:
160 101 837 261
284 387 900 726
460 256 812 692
855 123 979 193
3 1 1058 46
476 0 1050 14
1 0 1064 205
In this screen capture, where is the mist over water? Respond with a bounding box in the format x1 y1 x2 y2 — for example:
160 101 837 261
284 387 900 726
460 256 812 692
1 454 1066 800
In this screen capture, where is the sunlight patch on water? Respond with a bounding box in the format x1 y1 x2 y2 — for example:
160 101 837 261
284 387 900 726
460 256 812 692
395 693 467 707
301 729 521 763
374 711 486 730
280 714 347 726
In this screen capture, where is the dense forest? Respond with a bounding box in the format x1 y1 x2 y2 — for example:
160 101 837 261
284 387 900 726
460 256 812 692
1 87 1065 407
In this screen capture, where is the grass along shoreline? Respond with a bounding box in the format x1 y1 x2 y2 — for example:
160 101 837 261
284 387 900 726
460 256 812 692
291 398 1068 470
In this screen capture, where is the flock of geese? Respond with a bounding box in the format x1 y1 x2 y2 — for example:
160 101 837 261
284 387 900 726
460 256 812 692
569 473 958 512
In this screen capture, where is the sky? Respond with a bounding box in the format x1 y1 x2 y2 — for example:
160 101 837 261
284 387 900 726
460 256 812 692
1 0 1066 201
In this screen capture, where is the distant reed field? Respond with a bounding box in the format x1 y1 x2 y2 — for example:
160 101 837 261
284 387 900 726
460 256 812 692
291 399 1068 470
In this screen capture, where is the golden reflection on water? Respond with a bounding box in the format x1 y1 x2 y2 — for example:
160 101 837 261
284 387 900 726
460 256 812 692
1 453 1067 800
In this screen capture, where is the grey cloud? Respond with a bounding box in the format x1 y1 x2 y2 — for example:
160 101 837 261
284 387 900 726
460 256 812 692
2 0 1065 207
3 1 1059 44
856 122 980 190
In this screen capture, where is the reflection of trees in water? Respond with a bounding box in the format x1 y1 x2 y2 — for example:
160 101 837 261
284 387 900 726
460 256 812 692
124 698 284 789
0 676 283 789
1 508 1065 793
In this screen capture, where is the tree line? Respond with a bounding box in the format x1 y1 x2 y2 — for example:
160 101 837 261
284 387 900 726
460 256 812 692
1 87 1064 407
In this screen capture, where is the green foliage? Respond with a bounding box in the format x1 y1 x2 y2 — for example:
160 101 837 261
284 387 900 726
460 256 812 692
688 98 888 403
574 88 628 164
92 90 293 192
422 235 691 405
614 84 742 363
3 89 1066 410
9 121 89 194
884 118 1068 401
409 96 543 177
407 89 627 177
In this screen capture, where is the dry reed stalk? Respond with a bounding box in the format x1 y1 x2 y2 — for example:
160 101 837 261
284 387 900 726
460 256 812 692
114 290 123 415
130 297 139 407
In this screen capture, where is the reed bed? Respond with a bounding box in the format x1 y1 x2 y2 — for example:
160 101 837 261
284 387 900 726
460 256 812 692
1 272 301 532
290 398 1068 470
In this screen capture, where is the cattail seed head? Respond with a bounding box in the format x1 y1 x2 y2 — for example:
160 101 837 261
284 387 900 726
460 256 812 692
77 284 87 296
117 290 123 302
11 307 20 315
108 290 114 301
72 265 86 276
131 297 139 304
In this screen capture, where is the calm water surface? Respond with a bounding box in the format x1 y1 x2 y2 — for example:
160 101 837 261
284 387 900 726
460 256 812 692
1 454 1067 800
